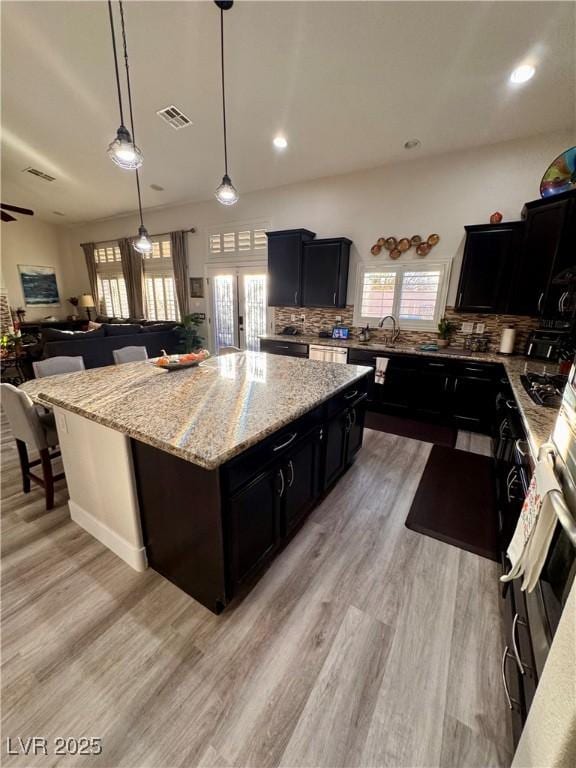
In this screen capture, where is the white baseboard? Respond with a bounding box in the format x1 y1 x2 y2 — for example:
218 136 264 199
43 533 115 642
69 500 148 572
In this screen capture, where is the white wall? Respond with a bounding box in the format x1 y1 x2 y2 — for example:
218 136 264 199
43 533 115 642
1 216 89 321
62 129 573 317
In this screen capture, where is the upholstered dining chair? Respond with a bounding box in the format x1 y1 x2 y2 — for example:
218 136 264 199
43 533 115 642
218 346 242 356
33 355 85 378
1 384 64 510
112 346 148 364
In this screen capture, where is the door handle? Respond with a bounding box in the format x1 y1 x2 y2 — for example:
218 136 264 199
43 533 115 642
278 468 285 497
350 407 357 425
537 292 544 313
501 646 519 710
512 613 527 674
344 389 359 400
288 459 295 487
333 291 337 305
273 432 298 452
294 290 298 305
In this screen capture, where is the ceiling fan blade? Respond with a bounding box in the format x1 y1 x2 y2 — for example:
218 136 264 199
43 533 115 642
0 203 34 216
1 211 17 222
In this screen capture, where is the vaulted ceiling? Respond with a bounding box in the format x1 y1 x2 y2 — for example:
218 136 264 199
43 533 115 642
1 1 574 224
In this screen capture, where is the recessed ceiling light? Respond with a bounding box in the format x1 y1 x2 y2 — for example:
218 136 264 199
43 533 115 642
510 64 535 84
52 211 65 216
403 139 421 150
273 135 288 150
150 184 165 191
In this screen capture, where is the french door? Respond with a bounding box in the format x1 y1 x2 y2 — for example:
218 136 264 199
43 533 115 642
208 265 270 352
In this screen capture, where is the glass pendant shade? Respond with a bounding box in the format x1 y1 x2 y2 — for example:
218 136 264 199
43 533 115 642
133 225 153 254
107 125 143 170
215 174 239 206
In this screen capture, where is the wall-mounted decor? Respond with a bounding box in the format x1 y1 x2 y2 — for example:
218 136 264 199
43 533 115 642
370 233 440 258
189 277 204 299
490 211 503 224
18 265 60 306
540 146 576 198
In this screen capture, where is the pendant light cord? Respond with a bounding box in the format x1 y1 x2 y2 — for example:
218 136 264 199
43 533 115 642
220 7 229 176
118 0 144 227
108 0 125 126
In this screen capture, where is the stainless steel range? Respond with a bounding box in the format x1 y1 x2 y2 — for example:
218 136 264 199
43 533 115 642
520 371 568 408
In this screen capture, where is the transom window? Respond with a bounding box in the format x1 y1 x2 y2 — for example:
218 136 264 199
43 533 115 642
354 261 450 330
208 226 268 257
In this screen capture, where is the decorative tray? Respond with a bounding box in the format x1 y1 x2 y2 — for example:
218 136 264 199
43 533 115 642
152 351 210 371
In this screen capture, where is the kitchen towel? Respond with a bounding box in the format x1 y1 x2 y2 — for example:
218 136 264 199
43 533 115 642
500 444 561 591
374 357 389 385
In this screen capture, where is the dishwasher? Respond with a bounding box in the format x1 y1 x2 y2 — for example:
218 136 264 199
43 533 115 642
308 344 349 364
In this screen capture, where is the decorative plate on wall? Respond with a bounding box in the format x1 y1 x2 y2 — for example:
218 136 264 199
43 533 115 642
540 146 576 198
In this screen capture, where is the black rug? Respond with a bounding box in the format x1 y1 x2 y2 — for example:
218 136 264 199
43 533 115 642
405 445 498 561
365 411 457 449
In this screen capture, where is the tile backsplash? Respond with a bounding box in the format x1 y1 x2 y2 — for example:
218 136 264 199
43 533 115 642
273 305 539 354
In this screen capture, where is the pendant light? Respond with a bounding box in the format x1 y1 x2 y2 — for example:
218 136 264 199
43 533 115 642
115 1 152 254
106 0 143 169
214 1 239 205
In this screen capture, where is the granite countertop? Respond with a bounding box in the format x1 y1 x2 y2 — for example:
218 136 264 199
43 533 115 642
260 334 561 457
21 352 372 470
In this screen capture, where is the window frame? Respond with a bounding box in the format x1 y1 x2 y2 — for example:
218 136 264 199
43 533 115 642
142 237 178 322
94 241 129 318
353 259 451 330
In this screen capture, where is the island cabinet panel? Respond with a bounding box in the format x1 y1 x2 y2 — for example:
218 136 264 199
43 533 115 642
228 468 281 586
280 429 323 535
131 441 228 614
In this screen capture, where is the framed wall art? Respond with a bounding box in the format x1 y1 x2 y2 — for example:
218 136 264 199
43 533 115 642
18 265 60 306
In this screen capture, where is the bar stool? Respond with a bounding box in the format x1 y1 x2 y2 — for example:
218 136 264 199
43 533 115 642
33 356 85 378
113 346 148 364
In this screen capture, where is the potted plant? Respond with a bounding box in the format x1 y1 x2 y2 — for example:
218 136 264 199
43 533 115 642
177 313 205 353
437 317 454 347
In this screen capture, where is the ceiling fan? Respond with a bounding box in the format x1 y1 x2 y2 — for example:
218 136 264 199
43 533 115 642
1 202 34 223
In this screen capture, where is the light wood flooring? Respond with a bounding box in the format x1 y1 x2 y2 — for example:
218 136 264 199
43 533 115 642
1 415 511 767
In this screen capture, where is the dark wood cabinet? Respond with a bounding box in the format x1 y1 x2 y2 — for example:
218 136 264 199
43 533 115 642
456 223 523 313
301 238 351 308
281 430 322 534
509 191 576 316
451 367 496 431
266 229 315 307
228 467 281 586
324 410 348 488
346 403 365 460
259 338 309 357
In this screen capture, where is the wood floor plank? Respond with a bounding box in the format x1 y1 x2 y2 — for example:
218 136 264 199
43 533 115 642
279 605 393 768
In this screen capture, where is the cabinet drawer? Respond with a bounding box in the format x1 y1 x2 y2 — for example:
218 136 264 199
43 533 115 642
223 407 323 494
260 339 309 357
326 376 369 417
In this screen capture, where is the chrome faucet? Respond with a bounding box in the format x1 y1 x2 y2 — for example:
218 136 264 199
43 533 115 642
378 315 400 345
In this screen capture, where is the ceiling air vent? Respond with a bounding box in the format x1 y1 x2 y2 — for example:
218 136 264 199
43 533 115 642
156 105 192 130
22 167 56 182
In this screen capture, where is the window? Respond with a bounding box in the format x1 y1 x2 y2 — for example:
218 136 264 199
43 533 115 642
208 225 268 258
354 261 450 329
94 243 129 317
143 237 178 321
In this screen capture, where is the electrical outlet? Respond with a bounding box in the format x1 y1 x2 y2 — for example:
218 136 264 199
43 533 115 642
299 314 305 321
461 322 474 334
335 315 342 323
475 322 486 334
290 314 296 321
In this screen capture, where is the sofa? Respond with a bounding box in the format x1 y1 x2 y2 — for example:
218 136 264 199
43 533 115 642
38 322 180 369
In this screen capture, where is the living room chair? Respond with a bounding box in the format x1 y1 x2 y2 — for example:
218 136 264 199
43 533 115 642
1 384 64 511
33 356 85 378
112 346 148 364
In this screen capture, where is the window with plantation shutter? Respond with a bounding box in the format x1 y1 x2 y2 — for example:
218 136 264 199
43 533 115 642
207 223 270 260
142 237 178 321
94 241 128 317
354 261 450 330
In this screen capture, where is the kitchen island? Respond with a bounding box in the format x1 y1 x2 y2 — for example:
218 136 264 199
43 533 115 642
21 352 372 613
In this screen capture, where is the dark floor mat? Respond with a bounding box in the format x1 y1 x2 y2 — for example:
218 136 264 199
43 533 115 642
405 445 498 561
365 411 457 449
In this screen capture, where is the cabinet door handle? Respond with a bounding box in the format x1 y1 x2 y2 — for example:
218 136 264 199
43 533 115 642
458 292 463 307
501 646 514 710
345 411 352 433
350 407 357 425
506 399 517 411
464 366 482 373
288 460 295 487
512 613 526 675
546 345 553 359
344 389 359 400
294 290 298 305
273 432 298 452
333 291 337 305
537 292 544 313
515 439 528 457
278 468 285 497
428 362 445 367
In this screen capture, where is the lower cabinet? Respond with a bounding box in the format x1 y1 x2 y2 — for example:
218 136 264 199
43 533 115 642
324 399 366 488
452 371 496 431
228 467 281 585
280 428 323 534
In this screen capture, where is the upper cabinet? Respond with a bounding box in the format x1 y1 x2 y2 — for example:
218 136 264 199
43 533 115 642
301 238 352 308
508 190 576 317
267 229 352 308
456 222 524 313
267 229 315 307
